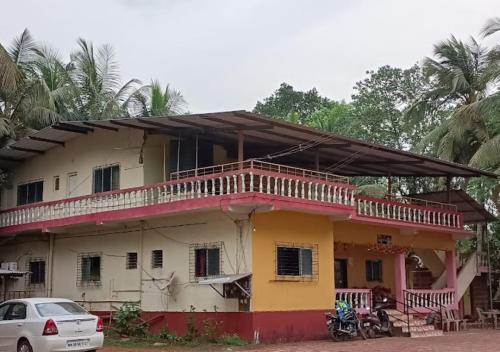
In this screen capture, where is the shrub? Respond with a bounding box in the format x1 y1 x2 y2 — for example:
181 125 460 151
219 333 247 346
113 303 146 337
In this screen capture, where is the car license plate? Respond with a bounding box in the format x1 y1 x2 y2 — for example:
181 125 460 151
66 339 90 348
364 322 371 327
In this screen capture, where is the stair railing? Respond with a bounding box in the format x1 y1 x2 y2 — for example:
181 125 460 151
403 289 445 331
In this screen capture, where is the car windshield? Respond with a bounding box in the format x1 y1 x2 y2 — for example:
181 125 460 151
35 302 87 317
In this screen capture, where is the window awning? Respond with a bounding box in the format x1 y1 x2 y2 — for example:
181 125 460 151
0 269 29 277
198 273 251 285
198 273 252 298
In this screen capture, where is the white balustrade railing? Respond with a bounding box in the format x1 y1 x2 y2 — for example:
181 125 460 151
355 195 463 229
336 289 372 313
0 161 355 228
404 288 455 311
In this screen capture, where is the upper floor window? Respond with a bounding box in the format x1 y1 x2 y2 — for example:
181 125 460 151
151 250 163 269
17 180 43 205
92 165 119 193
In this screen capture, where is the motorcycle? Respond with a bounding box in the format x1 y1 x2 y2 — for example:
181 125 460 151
361 297 393 338
326 301 367 342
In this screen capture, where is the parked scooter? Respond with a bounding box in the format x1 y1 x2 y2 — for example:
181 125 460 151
326 301 367 342
362 297 393 338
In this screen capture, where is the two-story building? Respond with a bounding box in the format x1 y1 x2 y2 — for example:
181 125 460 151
0 111 496 341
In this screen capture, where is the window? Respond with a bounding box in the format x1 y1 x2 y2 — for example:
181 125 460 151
195 247 220 277
7 303 26 320
366 260 383 282
126 252 138 270
17 180 43 205
92 165 119 193
151 250 163 269
77 253 102 287
53 176 60 191
36 302 87 317
29 260 46 286
0 304 10 321
277 246 314 277
190 243 222 280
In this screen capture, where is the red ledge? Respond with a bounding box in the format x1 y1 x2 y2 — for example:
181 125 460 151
0 193 355 236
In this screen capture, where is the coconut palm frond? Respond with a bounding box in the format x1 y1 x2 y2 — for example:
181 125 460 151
414 122 450 153
9 29 37 71
481 17 500 38
0 43 22 94
469 134 500 170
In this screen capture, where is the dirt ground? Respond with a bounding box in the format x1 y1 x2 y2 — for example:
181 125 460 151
102 329 500 352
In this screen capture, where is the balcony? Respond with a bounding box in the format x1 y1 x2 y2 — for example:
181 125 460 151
0 161 464 235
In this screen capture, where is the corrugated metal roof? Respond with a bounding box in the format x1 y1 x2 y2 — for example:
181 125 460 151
411 190 497 224
0 110 496 178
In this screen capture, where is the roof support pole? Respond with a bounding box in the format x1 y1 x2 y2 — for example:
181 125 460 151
238 131 244 169
446 176 452 203
387 174 393 200
195 135 199 177
315 153 320 171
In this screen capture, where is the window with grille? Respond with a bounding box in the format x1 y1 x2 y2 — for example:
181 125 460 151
53 176 60 191
17 180 43 205
366 260 383 282
190 242 223 281
77 253 102 287
92 164 119 193
276 243 318 280
126 252 138 270
28 260 46 286
151 250 163 269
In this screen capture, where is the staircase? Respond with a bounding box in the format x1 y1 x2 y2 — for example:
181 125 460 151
386 309 443 338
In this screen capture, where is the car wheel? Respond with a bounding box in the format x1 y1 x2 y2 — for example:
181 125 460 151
18 340 32 352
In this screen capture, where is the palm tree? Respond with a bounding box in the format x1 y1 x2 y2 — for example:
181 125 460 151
68 38 141 120
411 35 500 165
0 29 61 143
130 80 186 117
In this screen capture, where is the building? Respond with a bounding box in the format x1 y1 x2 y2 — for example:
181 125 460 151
0 111 496 342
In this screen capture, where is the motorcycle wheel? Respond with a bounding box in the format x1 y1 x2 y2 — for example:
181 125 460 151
366 327 376 339
386 325 393 337
358 326 368 340
329 327 343 342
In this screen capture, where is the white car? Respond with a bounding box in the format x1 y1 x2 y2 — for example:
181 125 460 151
0 298 104 352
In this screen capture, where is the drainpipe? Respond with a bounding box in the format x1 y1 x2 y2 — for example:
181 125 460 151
139 222 144 306
47 233 55 297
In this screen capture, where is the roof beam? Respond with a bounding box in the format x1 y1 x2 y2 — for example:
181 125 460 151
109 120 154 131
0 156 22 162
52 123 92 134
83 122 119 132
201 116 274 131
9 146 44 154
28 136 65 147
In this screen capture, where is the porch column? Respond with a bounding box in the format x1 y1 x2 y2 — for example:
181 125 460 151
446 249 458 308
394 253 407 311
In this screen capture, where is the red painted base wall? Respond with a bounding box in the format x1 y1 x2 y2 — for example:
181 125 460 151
95 310 329 343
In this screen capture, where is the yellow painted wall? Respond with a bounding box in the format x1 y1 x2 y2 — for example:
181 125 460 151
333 222 455 251
334 244 395 293
252 211 334 311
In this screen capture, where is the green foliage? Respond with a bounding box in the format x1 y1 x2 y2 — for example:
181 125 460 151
218 333 247 346
199 317 221 343
184 305 198 341
254 82 331 124
158 327 183 342
113 303 146 337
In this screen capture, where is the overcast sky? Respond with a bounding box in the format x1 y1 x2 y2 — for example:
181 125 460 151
1 0 500 113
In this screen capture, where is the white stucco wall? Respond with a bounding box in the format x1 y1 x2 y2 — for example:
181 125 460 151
1 128 148 209
0 211 253 312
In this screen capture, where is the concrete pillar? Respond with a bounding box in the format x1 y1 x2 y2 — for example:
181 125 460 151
395 253 407 311
446 249 458 308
